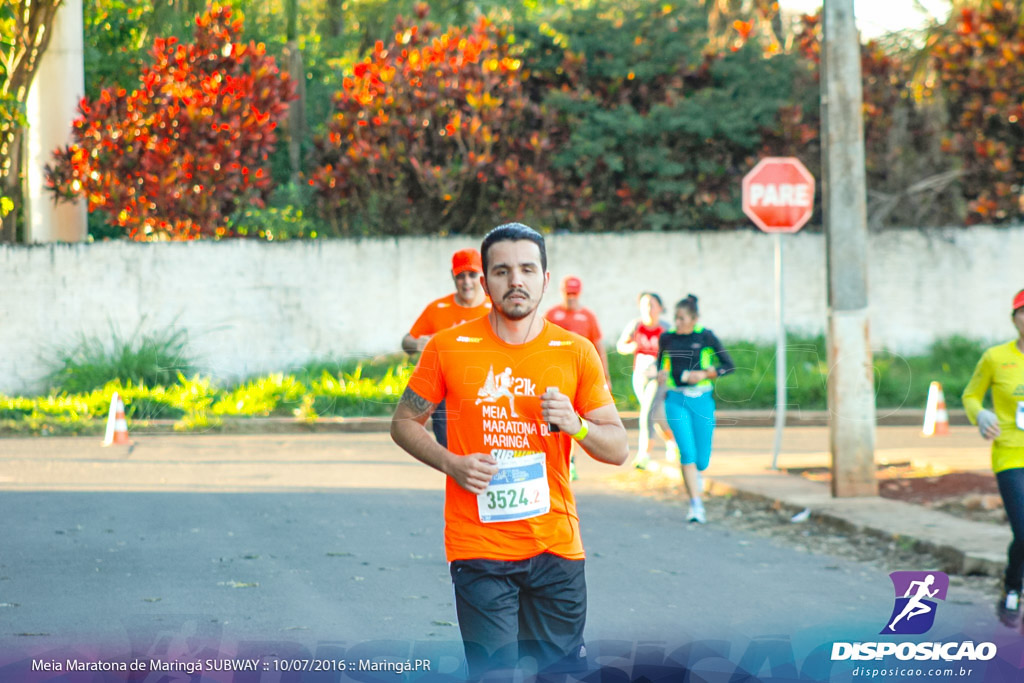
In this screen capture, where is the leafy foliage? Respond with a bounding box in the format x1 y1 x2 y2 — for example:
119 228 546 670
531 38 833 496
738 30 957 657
52 0 1024 238
754 12 966 229
82 0 200 98
46 3 294 240
928 1 1024 224
517 1 802 232
307 5 554 236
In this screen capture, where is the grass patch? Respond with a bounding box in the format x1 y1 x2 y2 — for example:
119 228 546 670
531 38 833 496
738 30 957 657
4 335 987 435
44 325 194 394
617 334 983 412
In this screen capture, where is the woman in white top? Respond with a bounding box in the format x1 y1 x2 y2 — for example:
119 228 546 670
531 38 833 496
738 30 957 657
616 292 674 469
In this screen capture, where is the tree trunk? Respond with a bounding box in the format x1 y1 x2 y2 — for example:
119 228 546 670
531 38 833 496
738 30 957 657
0 128 24 243
0 0 66 243
284 0 305 185
285 41 306 186
323 0 344 38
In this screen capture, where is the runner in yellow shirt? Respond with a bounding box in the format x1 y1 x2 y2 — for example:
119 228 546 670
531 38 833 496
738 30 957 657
963 288 1024 625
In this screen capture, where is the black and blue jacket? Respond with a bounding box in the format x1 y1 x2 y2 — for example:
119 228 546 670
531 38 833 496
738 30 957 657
657 326 735 390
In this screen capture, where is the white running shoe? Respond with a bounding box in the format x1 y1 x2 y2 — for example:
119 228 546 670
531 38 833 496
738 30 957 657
633 452 651 470
687 500 706 524
998 589 1022 626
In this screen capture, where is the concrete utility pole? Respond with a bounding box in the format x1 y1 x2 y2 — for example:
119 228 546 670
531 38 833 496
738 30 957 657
821 0 877 497
25 0 87 243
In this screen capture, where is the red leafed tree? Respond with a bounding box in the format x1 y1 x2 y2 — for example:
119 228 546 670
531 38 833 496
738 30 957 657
760 12 959 229
308 5 554 237
929 1 1024 224
45 3 294 240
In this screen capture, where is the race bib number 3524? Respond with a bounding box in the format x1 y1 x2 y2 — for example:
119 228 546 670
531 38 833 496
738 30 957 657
477 450 550 523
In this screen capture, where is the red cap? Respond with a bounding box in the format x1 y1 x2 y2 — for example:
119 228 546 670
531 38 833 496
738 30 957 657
451 248 482 275
1013 288 1024 312
562 275 582 295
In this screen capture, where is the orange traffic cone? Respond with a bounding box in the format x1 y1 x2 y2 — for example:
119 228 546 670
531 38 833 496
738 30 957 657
102 392 133 446
922 381 950 437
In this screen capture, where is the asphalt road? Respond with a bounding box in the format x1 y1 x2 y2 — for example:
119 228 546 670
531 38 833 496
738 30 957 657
0 431 1017 681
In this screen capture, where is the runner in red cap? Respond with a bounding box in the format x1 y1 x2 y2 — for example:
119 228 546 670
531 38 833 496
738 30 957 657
544 276 610 383
963 287 1024 625
544 276 611 479
402 248 492 447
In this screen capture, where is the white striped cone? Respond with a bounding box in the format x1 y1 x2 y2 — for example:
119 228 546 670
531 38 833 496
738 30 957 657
102 392 132 446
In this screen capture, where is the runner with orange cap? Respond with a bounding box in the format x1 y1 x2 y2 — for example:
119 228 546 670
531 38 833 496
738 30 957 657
963 287 1024 626
402 248 492 447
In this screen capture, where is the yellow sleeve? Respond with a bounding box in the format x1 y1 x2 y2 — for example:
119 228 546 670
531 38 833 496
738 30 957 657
961 350 993 425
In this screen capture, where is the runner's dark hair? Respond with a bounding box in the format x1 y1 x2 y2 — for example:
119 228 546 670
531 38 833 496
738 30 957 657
481 223 547 274
639 291 663 308
676 294 699 316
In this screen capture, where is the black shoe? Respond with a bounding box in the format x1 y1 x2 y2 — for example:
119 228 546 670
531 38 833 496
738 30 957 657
998 589 1021 627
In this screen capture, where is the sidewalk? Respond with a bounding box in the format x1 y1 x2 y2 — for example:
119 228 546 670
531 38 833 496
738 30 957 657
664 423 1010 578
126 407 969 435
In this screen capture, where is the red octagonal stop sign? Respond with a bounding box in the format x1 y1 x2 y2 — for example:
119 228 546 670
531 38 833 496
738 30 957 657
742 157 815 233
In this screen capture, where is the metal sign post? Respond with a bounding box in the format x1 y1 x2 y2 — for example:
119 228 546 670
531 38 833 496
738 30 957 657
741 157 815 471
771 233 786 470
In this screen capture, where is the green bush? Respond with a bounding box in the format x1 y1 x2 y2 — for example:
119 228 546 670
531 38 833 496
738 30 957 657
213 373 308 417
44 326 194 394
308 363 413 417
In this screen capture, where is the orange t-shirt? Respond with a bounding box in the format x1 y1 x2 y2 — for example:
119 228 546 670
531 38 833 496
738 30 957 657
406 316 614 562
545 305 602 349
408 293 492 338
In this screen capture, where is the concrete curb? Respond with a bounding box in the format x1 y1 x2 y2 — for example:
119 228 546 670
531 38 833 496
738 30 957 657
705 472 1008 578
95 408 969 436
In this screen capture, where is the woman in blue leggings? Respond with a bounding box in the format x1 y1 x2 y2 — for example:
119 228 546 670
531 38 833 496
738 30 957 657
657 294 734 523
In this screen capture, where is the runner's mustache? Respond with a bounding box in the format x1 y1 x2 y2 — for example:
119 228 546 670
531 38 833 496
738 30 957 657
503 289 530 301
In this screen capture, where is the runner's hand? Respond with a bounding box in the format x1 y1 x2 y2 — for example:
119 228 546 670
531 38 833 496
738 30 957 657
447 452 499 495
542 388 580 434
977 409 1000 440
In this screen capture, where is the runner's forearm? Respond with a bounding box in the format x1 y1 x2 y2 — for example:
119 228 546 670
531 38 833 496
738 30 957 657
576 405 629 465
577 421 629 465
391 405 456 476
390 388 455 476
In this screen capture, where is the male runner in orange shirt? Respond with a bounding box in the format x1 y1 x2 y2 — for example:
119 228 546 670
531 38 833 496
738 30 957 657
402 248 492 447
391 223 628 677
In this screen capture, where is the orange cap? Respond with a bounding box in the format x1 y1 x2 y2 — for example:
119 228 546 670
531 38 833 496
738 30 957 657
1013 288 1024 312
562 276 582 294
451 248 482 275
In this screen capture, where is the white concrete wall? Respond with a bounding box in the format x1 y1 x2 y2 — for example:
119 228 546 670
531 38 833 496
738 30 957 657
1 226 1021 394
